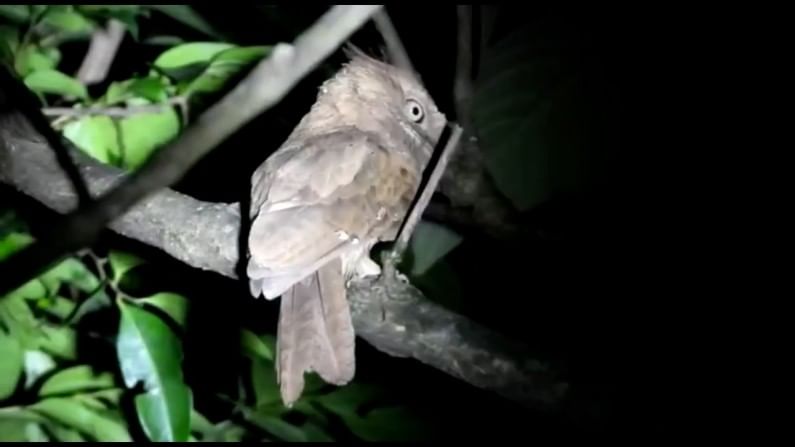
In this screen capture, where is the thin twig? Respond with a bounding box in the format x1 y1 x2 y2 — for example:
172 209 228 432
387 124 464 267
455 5 474 125
76 19 126 85
372 9 415 74
43 97 187 119
0 5 384 297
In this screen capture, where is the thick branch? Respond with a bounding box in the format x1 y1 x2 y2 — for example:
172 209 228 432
0 123 568 411
0 5 384 297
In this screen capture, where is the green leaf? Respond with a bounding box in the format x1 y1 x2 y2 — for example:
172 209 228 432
314 384 384 419
127 77 169 102
0 418 31 442
30 397 131 441
66 288 112 325
62 115 120 165
0 25 20 58
148 5 223 39
154 42 234 70
39 365 115 397
36 324 77 360
139 292 189 327
251 358 279 408
109 250 145 284
241 329 273 361
344 406 429 442
118 104 180 169
42 9 95 34
184 46 269 96
472 23 600 211
40 257 100 294
23 350 56 389
407 221 462 277
14 45 62 77
0 232 33 261
24 69 87 99
116 299 191 441
48 425 85 442
0 5 29 24
35 295 76 321
24 422 49 441
144 35 185 46
244 411 308 442
135 380 192 442
0 331 23 400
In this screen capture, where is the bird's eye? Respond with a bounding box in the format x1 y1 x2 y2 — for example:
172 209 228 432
404 98 424 123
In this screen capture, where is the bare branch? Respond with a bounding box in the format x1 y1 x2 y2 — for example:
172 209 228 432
76 19 126 85
0 4 384 297
43 97 187 119
0 127 568 410
372 9 414 74
437 5 521 240
386 125 463 272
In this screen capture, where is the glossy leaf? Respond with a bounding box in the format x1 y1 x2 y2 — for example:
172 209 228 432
149 5 223 39
314 384 384 418
0 232 33 261
244 411 308 442
35 295 76 321
0 331 23 400
24 69 88 99
344 406 429 442
0 5 29 23
135 380 192 442
154 42 234 70
62 116 120 165
39 365 115 397
42 9 95 34
0 418 31 442
23 350 56 389
127 77 169 102
408 221 462 276
109 250 146 284
36 324 78 360
139 292 189 327
184 46 269 96
48 425 86 442
251 358 279 408
116 299 191 441
40 257 100 294
240 329 273 361
66 288 112 324
472 23 595 211
118 104 180 169
14 45 62 77
30 397 131 441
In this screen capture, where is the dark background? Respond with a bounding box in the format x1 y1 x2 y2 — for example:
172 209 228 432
5 3 709 439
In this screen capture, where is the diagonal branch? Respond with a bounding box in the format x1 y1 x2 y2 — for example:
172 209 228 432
0 4 384 297
0 126 568 410
372 9 414 74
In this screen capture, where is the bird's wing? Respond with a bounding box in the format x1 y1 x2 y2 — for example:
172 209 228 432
247 128 397 298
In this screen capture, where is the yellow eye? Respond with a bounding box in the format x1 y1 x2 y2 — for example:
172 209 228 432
405 98 424 123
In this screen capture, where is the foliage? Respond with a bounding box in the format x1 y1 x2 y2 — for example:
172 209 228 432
0 5 455 442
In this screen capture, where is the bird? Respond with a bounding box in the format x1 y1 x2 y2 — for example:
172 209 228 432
246 47 447 407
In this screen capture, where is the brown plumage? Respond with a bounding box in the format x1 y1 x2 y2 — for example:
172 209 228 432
247 49 447 407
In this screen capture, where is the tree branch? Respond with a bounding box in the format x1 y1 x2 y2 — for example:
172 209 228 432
372 9 414 74
439 5 522 240
76 19 126 86
0 4 384 297
0 121 568 411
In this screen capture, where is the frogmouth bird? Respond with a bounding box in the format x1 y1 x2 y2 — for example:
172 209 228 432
246 49 447 407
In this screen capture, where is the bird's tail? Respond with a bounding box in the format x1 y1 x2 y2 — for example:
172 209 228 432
275 257 356 407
